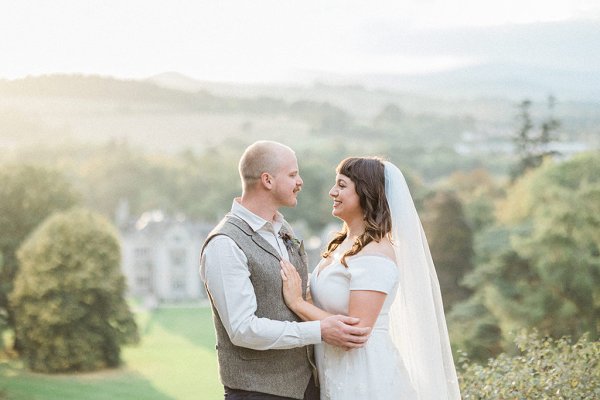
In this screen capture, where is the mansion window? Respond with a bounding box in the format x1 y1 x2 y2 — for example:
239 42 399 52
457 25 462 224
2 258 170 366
170 248 187 266
134 247 153 292
135 262 153 292
172 276 186 292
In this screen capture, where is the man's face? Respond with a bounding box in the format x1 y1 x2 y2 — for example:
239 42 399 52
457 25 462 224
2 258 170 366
271 150 303 207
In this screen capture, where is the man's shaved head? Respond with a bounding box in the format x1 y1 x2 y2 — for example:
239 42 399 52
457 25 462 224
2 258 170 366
238 141 295 191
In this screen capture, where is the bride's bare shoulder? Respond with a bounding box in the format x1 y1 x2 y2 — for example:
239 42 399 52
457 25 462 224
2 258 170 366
361 237 396 261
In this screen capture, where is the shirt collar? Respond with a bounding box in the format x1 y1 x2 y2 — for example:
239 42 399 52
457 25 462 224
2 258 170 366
231 198 284 234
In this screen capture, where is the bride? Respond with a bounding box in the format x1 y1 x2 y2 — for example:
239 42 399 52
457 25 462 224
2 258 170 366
280 157 461 400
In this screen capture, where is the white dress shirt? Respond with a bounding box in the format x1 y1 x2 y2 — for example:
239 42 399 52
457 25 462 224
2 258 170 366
200 199 321 350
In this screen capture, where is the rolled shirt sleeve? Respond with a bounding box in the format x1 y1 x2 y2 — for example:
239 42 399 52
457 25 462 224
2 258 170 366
200 235 321 350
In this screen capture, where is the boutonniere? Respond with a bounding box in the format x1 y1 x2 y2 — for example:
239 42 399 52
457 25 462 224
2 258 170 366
279 231 301 255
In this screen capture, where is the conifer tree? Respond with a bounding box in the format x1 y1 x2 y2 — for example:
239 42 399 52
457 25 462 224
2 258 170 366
422 191 474 311
511 96 560 180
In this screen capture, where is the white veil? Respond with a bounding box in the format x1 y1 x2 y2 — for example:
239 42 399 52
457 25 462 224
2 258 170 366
384 161 461 400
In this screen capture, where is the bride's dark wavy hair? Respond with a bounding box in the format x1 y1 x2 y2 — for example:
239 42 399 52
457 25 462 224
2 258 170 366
322 157 392 267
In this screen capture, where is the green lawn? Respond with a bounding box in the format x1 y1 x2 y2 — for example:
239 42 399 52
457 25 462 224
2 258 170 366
0 306 222 400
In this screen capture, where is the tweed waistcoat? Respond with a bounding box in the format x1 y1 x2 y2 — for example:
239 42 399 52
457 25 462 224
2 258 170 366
201 214 315 399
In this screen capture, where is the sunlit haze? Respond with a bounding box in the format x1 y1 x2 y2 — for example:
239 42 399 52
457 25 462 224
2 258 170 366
1 0 599 83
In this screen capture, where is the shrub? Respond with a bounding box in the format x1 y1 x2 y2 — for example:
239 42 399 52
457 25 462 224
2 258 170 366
10 209 138 373
459 331 600 399
0 165 79 342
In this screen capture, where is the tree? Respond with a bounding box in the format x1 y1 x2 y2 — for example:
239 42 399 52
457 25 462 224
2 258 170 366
507 153 600 339
78 142 165 218
441 168 504 233
511 96 561 180
469 152 600 348
421 190 474 311
287 100 352 134
447 293 503 361
0 165 79 343
10 209 139 372
77 141 245 224
373 103 404 127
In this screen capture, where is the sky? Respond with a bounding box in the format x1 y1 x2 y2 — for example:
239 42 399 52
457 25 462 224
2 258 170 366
1 0 599 83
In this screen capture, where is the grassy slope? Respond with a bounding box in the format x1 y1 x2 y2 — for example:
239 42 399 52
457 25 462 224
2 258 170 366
0 307 222 400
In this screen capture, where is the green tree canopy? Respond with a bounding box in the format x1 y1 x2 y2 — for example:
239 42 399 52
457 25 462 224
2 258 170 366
0 165 79 338
440 168 505 232
422 190 474 311
10 209 138 372
468 152 600 348
76 140 243 224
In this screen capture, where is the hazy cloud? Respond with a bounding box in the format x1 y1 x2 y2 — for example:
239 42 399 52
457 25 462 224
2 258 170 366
0 1 599 81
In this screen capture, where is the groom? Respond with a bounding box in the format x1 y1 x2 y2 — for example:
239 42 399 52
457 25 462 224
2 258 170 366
200 141 371 400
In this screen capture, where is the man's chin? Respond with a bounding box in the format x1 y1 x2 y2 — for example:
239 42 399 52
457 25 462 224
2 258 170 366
285 198 298 208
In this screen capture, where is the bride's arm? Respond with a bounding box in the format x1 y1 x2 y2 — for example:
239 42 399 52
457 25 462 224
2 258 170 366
280 260 333 321
348 291 386 329
346 243 395 329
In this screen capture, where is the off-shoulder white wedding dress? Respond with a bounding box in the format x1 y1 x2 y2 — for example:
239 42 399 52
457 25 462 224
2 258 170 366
310 254 417 400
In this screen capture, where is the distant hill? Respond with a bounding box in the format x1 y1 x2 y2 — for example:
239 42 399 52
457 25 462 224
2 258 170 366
146 69 600 133
0 74 355 153
148 61 600 104
0 74 219 107
146 72 207 93
1 73 597 155
347 64 600 103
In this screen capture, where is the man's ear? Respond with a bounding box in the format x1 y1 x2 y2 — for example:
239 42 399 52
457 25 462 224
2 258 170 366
260 172 273 189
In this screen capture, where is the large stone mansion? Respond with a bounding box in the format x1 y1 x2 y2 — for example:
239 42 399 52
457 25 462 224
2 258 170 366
117 207 336 304
118 210 212 303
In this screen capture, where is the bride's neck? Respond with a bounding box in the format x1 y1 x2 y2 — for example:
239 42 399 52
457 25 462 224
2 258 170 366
345 219 365 242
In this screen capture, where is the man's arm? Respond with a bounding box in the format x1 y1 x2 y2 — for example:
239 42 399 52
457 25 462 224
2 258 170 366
201 236 370 350
201 236 321 350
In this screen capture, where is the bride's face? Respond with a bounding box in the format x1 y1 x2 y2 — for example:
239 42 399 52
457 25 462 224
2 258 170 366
329 174 362 221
